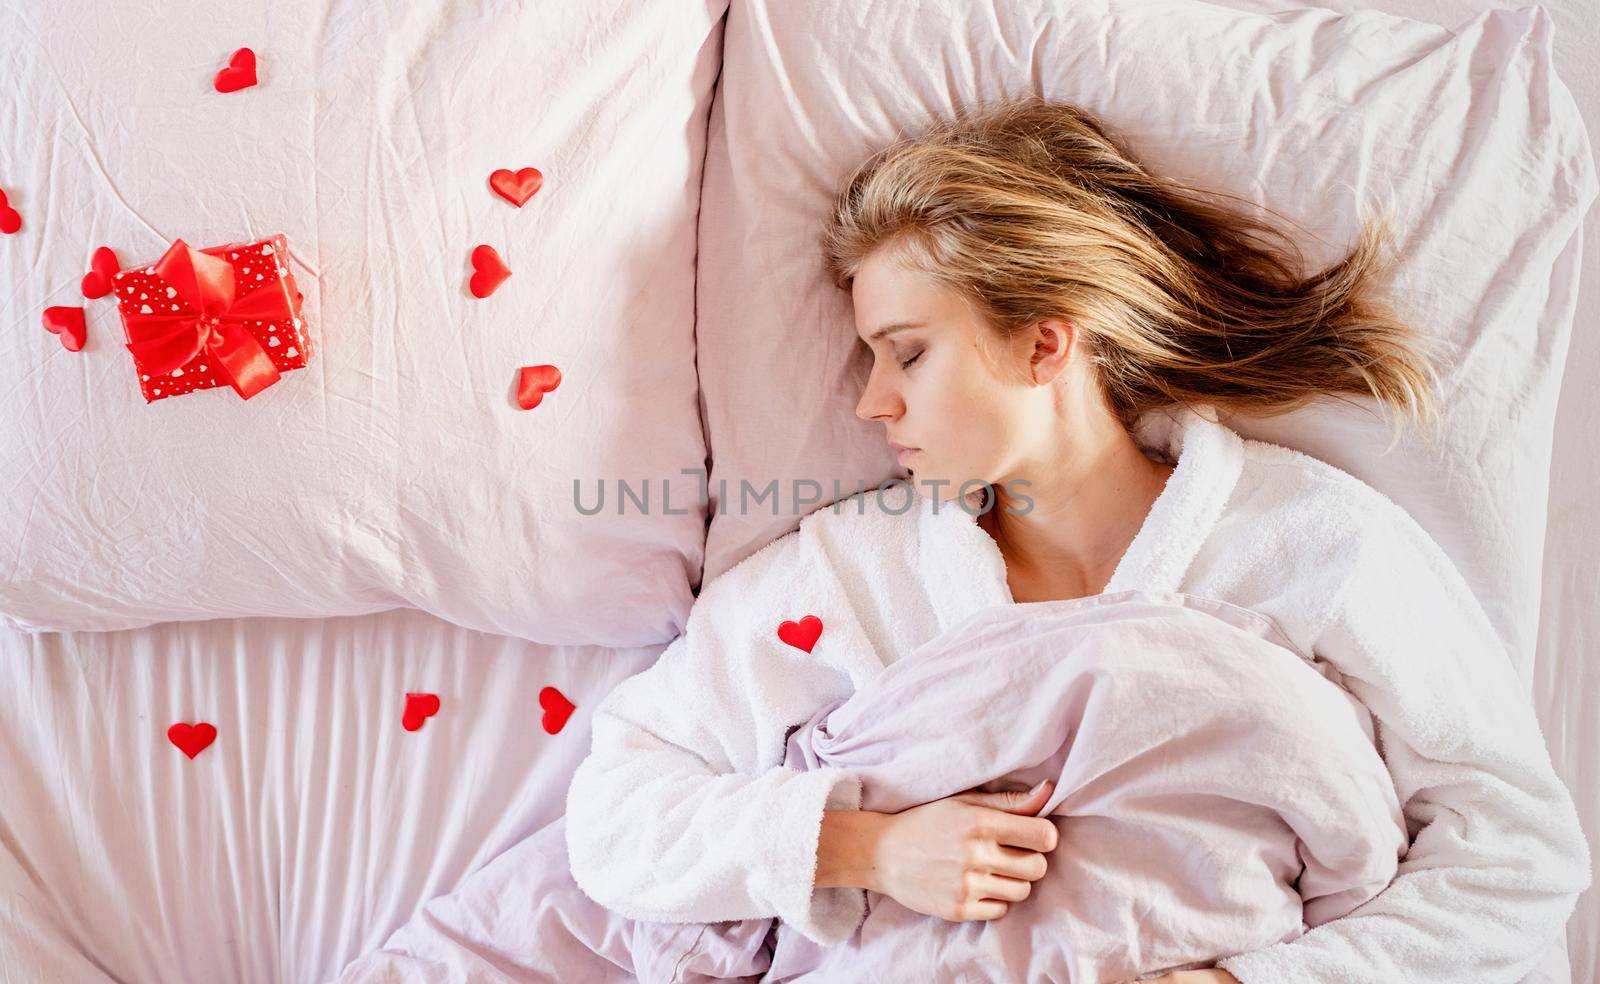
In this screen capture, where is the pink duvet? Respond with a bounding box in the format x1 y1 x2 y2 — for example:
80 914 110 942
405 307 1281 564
336 592 1407 983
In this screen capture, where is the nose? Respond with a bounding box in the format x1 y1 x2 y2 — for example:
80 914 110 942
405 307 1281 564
855 363 903 422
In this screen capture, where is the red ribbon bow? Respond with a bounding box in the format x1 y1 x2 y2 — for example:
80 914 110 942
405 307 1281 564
122 238 296 399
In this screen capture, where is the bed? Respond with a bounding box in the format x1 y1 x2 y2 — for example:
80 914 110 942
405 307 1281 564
2 1 1594 982
0 611 661 982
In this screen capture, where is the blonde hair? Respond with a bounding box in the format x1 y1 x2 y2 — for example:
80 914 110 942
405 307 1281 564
821 95 1442 439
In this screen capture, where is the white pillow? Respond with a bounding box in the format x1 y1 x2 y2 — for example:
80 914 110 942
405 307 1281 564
694 0 1596 672
0 0 728 646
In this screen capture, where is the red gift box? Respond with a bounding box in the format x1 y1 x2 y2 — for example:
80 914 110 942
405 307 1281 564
112 234 312 402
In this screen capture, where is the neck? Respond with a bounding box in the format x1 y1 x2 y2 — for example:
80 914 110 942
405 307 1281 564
979 422 1173 598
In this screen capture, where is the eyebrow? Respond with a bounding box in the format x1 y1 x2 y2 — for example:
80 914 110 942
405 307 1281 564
868 321 925 341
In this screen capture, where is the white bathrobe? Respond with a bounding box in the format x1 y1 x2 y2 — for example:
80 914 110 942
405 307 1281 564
564 404 1591 984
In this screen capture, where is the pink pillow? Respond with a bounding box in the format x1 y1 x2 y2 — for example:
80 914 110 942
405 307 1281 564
0 0 730 646
694 0 1594 668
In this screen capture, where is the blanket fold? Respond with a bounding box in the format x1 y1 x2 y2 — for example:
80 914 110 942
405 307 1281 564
707 591 1407 982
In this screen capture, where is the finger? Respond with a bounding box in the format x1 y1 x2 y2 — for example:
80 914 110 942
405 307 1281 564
975 872 1034 903
988 843 1050 881
953 779 1053 813
998 779 1053 815
956 898 1009 922
949 788 1027 811
992 813 1059 853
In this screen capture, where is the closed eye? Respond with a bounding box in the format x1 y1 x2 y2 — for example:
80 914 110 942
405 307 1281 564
899 349 924 369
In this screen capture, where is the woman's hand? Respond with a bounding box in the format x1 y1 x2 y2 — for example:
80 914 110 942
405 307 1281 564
1126 971 1241 984
866 778 1058 922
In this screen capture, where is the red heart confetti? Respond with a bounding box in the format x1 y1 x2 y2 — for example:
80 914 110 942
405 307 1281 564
79 246 122 299
777 615 824 653
41 306 87 352
516 364 562 410
168 722 218 759
402 692 442 732
469 244 511 298
539 686 575 735
214 47 258 93
0 187 20 235
489 167 544 207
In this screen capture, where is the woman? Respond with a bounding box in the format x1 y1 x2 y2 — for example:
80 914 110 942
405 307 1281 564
337 97 1588 983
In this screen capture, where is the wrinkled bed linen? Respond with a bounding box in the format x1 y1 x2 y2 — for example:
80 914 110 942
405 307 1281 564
334 592 1407 983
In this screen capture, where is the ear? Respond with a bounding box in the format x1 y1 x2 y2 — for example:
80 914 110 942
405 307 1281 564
1029 317 1075 385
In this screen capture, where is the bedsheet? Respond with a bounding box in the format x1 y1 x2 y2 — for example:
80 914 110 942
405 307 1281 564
0 609 663 983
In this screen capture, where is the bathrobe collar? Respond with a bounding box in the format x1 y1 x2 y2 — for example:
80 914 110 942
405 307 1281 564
916 404 1245 635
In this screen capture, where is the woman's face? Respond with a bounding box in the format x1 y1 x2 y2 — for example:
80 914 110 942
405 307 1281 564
852 250 1070 503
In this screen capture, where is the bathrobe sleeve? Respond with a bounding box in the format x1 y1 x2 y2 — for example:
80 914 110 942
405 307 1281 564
1217 496 1591 984
562 536 869 946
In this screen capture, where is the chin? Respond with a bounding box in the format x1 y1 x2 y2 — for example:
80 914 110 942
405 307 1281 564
906 467 972 503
